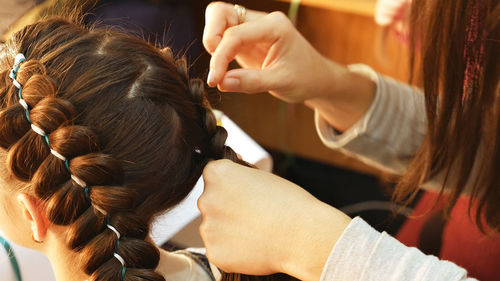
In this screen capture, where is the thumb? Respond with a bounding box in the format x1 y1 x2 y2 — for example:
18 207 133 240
218 68 279 93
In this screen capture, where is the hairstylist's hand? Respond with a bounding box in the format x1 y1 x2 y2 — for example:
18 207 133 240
204 2 347 103
198 160 352 281
204 2 376 131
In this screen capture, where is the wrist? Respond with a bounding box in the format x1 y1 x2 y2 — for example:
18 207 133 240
302 58 349 103
281 200 351 281
305 63 376 132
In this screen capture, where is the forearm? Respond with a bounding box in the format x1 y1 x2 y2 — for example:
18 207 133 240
281 200 352 281
313 64 427 175
305 59 377 133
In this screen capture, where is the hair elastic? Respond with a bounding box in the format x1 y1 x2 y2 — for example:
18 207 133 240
106 217 127 281
9 53 91 200
9 54 25 89
50 148 66 161
107 224 121 240
19 98 28 110
113 253 125 267
71 174 87 188
30 123 46 136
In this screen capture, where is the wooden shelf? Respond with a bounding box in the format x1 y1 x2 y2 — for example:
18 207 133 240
278 0 377 17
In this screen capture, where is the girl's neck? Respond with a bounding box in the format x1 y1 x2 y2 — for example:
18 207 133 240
45 236 89 281
45 236 193 281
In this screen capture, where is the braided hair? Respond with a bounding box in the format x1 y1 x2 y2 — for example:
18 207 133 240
0 15 296 281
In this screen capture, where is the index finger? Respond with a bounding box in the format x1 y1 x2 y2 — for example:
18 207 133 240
203 2 268 54
208 12 288 87
203 2 239 54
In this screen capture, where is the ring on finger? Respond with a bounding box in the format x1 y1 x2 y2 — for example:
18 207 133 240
234 4 247 24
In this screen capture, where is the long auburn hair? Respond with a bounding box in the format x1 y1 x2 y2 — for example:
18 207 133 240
0 13 298 281
395 0 500 232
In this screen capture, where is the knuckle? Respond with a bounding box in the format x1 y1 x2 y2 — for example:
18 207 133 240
197 193 214 214
197 195 206 212
203 161 218 180
198 220 209 239
206 1 226 13
197 187 219 215
209 53 218 69
199 220 216 246
202 36 217 53
268 11 293 33
268 11 288 23
203 159 232 180
223 26 238 39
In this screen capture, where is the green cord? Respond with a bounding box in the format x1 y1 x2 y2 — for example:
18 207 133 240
121 266 126 281
287 0 301 23
0 236 22 281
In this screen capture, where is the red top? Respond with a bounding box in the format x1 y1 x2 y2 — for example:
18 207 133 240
397 191 500 281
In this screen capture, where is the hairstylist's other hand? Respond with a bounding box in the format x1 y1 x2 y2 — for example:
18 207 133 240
204 2 376 132
198 160 351 281
204 2 348 103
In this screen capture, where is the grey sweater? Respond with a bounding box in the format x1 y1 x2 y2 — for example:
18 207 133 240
315 65 477 281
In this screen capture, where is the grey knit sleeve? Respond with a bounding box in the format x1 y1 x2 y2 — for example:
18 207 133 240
320 217 476 281
314 64 427 175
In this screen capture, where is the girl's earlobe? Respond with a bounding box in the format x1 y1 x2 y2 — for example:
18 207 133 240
17 193 48 244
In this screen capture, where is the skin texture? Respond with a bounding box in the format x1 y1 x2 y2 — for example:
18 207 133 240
0 169 90 281
200 2 374 280
0 170 197 281
202 0 500 278
204 1 376 132
199 160 351 281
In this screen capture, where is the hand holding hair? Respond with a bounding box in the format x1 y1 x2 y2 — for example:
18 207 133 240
198 159 351 281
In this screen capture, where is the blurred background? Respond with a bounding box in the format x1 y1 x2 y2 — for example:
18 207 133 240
1 0 415 246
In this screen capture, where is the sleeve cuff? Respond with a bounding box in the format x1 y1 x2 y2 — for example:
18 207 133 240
319 217 379 281
313 63 427 175
314 64 381 149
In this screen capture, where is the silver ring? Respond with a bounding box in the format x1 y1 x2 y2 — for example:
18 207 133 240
234 4 247 24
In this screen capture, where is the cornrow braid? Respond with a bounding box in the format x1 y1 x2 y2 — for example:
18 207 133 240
161 48 298 281
4 53 148 280
0 15 298 281
0 17 194 281
161 48 241 163
8 54 89 199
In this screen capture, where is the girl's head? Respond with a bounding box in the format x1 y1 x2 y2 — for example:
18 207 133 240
0 15 240 281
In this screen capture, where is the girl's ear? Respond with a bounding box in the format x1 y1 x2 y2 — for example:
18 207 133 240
17 193 48 243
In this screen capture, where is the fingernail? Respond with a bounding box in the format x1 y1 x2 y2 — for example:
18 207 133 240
221 77 240 90
207 68 215 86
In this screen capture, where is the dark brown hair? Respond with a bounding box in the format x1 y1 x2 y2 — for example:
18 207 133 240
0 14 272 281
395 0 500 232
